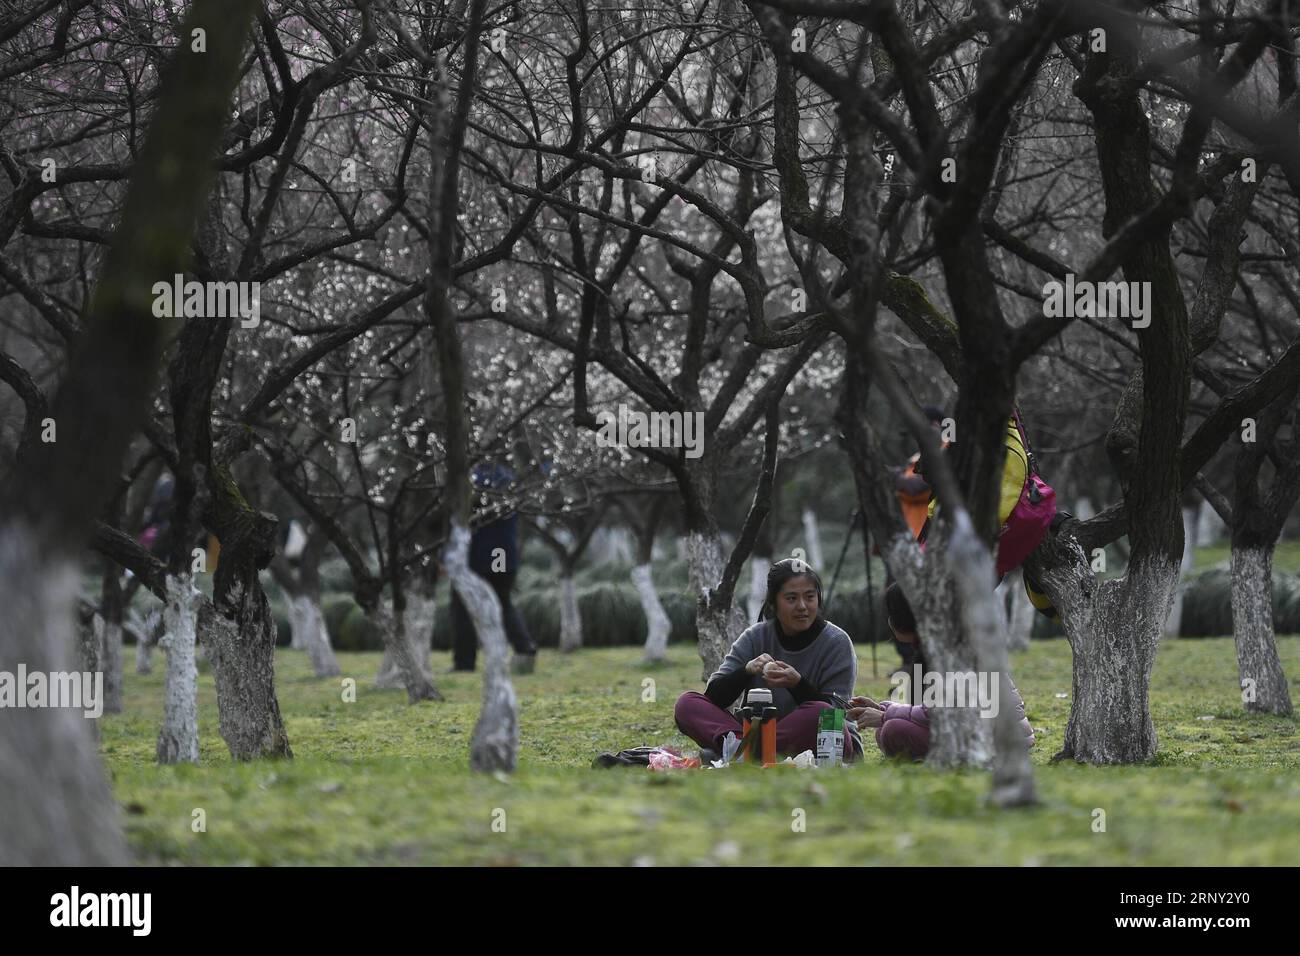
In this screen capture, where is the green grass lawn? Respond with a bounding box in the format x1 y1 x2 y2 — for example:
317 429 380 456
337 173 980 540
102 636 1300 865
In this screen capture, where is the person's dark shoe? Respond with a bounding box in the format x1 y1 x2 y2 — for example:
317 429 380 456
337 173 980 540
445 665 475 675
511 653 536 675
698 746 721 765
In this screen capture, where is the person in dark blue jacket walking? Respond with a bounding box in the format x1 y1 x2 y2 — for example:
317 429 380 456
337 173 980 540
450 464 538 673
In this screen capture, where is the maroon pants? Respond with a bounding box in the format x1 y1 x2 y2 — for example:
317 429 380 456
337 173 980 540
674 691 860 760
876 717 930 760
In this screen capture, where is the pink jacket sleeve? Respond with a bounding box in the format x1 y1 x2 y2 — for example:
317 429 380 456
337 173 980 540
878 688 1036 747
880 700 929 727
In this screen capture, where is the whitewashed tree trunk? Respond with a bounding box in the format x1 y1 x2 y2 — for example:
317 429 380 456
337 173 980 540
999 568 1035 652
135 611 159 675
157 576 200 764
994 575 1013 636
372 603 400 687
613 527 633 563
801 508 824 570
79 616 106 742
290 595 340 678
289 609 307 650
101 616 124 713
592 527 634 564
0 527 128 864
79 612 103 675
446 522 518 771
884 525 993 770
371 599 438 700
1231 545 1293 715
945 512 1036 806
632 563 670 663
746 556 770 623
1163 505 1197 638
687 530 747 678
1030 538 1174 763
373 600 401 688
558 573 582 652
406 592 435 677
1196 497 1226 546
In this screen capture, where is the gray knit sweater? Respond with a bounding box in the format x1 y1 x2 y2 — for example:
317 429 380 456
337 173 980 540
706 618 857 718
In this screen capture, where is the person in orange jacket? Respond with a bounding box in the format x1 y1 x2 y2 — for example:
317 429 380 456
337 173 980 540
885 405 947 672
894 405 948 536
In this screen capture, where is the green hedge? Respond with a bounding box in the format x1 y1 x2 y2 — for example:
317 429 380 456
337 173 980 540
322 594 383 651
1179 567 1300 637
1022 566 1300 639
304 564 1300 653
429 584 698 650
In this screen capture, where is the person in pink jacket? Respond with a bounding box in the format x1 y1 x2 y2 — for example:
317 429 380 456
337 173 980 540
849 583 1035 759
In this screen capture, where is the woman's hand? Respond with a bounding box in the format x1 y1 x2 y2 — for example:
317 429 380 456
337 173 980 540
745 653 775 676
849 695 884 711
849 705 885 729
762 660 801 688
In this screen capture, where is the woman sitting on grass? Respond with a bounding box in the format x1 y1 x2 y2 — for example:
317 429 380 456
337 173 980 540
674 558 861 761
848 583 1035 760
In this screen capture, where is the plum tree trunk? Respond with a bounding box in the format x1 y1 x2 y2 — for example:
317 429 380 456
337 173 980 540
78 610 103 675
945 512 1036 805
375 594 436 694
447 523 518 771
558 572 582 652
801 507 824 569
406 591 436 674
1163 504 1197 638
157 576 200 764
288 604 308 650
1029 536 1172 763
0 530 128 865
687 530 746 678
0 0 259 858
100 616 124 712
371 598 439 701
205 498 292 759
101 619 124 714
290 594 341 678
631 562 670 663
884 526 993 770
1231 544 1293 715
746 555 770 623
1225 391 1297 716
135 611 159 675
205 586 291 759
99 567 125 713
1000 568 1035 652
1196 496 1226 545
